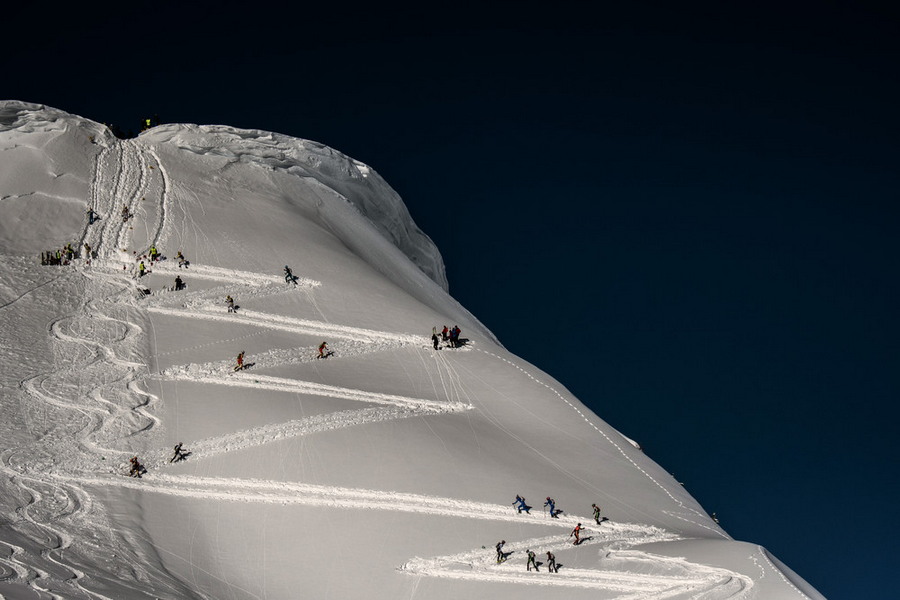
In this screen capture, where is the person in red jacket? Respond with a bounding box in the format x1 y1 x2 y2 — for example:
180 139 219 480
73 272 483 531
570 523 583 545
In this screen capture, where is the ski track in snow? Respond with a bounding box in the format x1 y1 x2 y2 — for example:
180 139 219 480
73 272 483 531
1 134 755 599
476 348 730 541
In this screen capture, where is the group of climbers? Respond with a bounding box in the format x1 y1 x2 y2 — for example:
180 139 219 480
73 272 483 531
497 495 607 572
431 325 463 349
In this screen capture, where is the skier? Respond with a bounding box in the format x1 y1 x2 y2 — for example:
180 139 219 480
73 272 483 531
176 251 187 268
83 242 91 259
87 207 97 225
170 442 188 463
569 523 583 545
526 549 539 572
284 265 295 285
128 456 145 478
149 245 159 262
122 205 131 221
226 295 235 313
592 503 602 525
450 326 461 348
432 331 440 350
544 497 561 518
138 261 146 278
546 551 558 573
512 495 531 514
235 351 245 372
495 540 506 564
441 325 449 342
173 276 184 291
317 341 332 359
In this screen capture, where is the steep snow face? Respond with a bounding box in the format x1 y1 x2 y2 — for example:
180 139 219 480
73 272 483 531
0 102 825 600
141 122 451 291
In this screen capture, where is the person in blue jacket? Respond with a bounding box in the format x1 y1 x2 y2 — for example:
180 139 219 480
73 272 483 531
512 495 532 514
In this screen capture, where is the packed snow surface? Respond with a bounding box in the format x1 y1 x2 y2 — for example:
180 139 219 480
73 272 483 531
0 101 825 599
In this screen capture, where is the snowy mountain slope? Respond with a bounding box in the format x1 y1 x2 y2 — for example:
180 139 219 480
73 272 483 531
0 101 825 599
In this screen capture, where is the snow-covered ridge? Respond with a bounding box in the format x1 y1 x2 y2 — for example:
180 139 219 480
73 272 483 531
140 122 450 291
0 100 825 600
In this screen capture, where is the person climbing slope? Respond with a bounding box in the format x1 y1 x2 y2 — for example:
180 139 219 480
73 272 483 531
526 549 539 572
544 496 561 518
234 351 245 372
569 523 583 545
512 495 531 514
170 442 188 463
128 456 145 478
546 551 558 573
495 540 506 564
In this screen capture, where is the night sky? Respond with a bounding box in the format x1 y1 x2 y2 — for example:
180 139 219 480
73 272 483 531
6 2 899 597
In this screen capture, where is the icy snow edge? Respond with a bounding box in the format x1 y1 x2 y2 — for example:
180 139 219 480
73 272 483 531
140 122 450 292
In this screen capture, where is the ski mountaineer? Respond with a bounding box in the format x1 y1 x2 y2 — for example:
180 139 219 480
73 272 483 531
432 331 440 350
569 523 583 545
170 442 188 463
176 251 186 268
235 351 245 371
592 503 602 524
226 295 235 313
284 265 295 285
495 540 506 564
149 245 159 262
512 495 532 514
86 207 97 225
128 456 145 478
138 261 146 278
441 325 449 341
526 549 539 572
544 497 561 518
173 276 184 291
546 551 558 573
317 342 332 359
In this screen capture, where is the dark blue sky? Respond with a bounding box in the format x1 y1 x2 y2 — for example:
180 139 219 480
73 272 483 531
6 2 898 597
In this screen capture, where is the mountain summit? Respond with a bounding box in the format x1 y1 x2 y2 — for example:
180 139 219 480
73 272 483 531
0 101 824 599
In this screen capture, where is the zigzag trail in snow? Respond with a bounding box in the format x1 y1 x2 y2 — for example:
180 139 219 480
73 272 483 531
402 537 753 599
0 137 181 599
3 133 754 599
472 347 731 542
69 471 754 598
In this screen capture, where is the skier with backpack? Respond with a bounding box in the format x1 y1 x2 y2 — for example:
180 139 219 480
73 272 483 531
226 295 235 313
526 549 539 572
544 497 561 518
495 540 506 564
570 523 583 545
592 503 602 524
234 351 245 372
512 495 532 514
546 551 558 573
170 442 188 463
128 456 145 478
284 265 295 285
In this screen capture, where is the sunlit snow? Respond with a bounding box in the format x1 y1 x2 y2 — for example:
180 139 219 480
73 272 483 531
0 101 825 599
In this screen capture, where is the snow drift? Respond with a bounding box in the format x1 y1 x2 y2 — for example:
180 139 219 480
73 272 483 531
0 101 825 599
